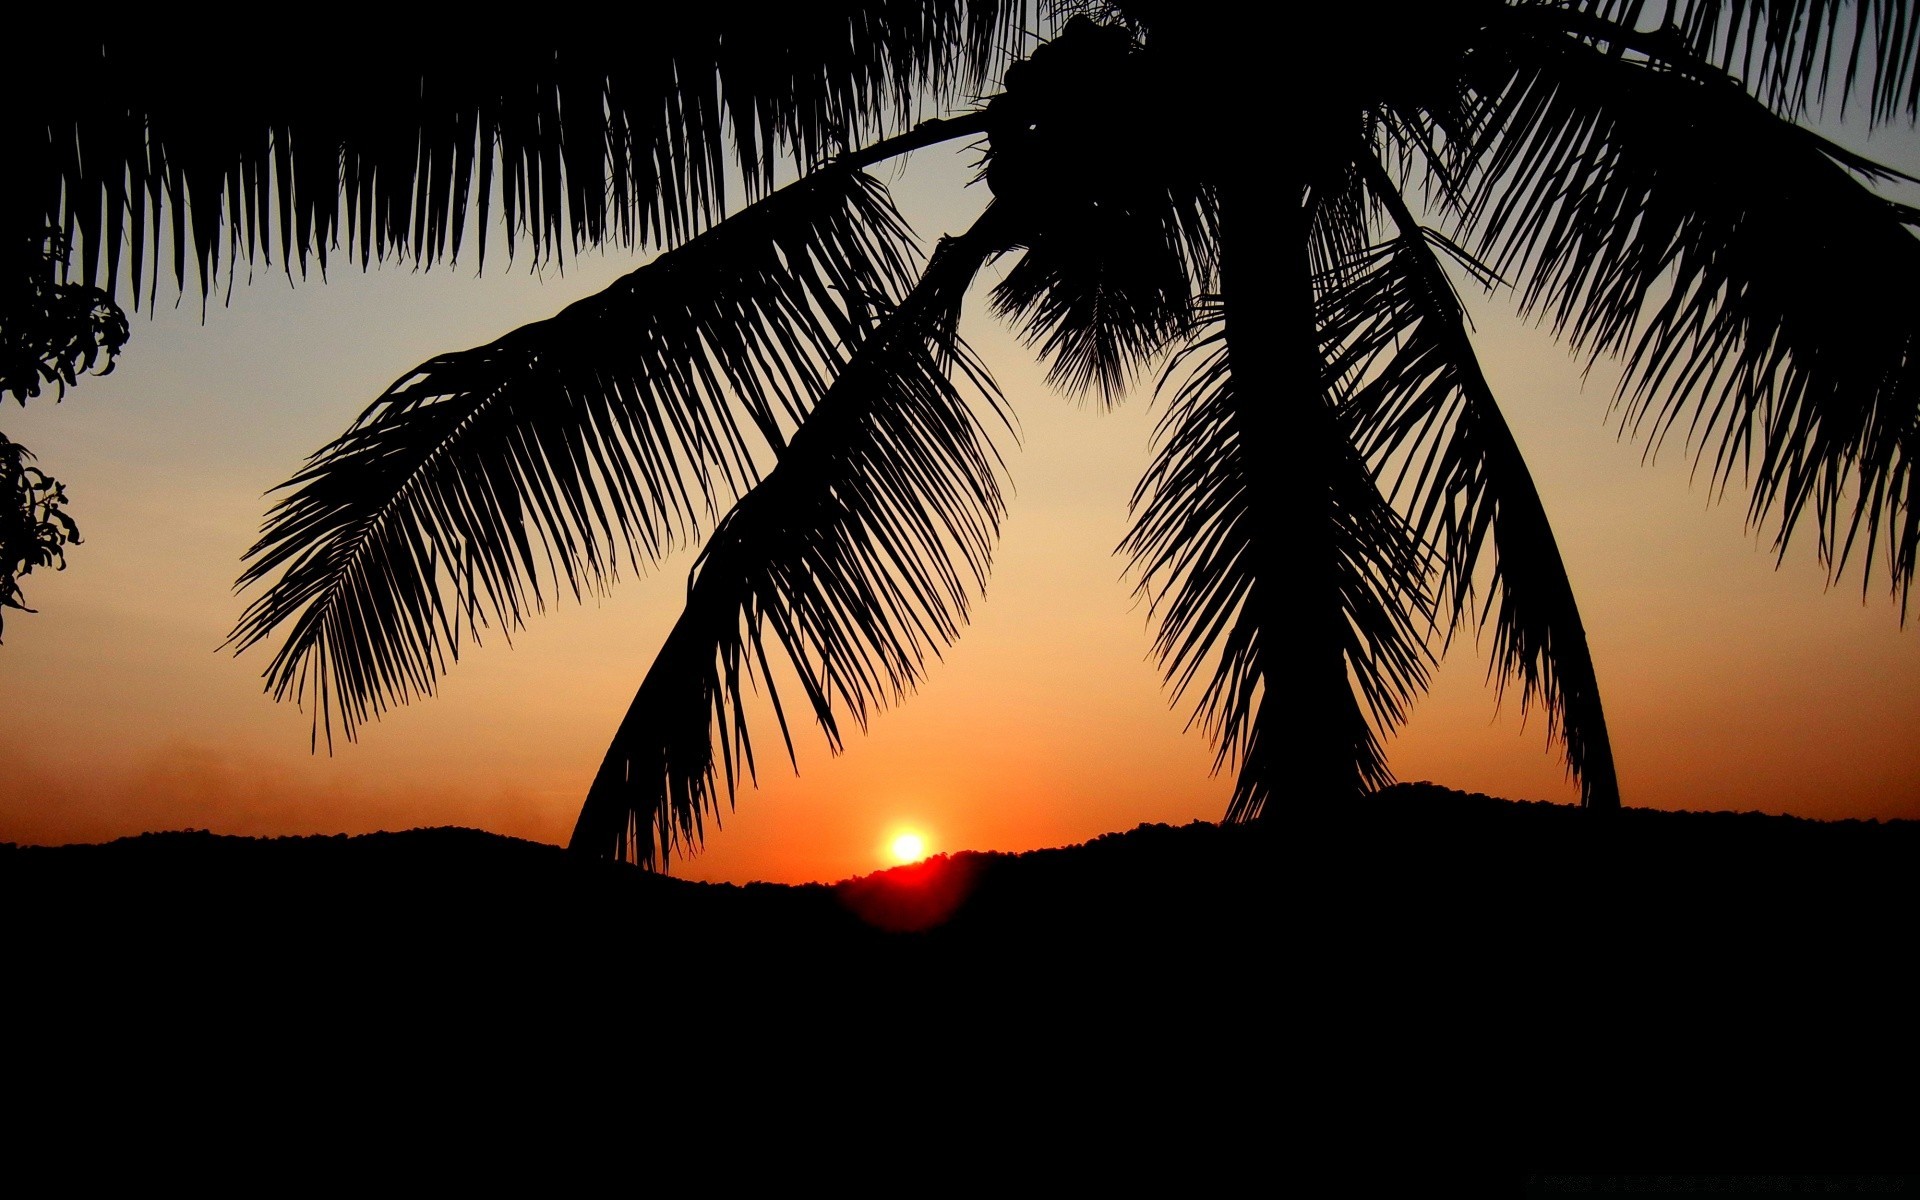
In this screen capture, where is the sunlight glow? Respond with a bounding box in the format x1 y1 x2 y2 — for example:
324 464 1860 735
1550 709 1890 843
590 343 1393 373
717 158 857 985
890 833 927 863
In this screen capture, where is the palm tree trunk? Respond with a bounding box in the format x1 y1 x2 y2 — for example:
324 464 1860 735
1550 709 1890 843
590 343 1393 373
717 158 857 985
1215 171 1379 816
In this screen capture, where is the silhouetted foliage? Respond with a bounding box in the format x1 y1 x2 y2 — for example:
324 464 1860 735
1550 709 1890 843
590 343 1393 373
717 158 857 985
0 433 81 642
10 6 1914 865
0 231 128 639
1 230 129 405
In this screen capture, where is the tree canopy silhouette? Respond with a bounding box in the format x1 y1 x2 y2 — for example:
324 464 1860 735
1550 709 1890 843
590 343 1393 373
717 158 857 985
12 4 1915 868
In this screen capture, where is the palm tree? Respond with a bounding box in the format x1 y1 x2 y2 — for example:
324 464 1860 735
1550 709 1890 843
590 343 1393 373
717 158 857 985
17 4 1915 868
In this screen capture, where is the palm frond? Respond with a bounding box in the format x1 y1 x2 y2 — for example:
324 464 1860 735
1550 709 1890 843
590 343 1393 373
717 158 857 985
1126 225 1435 821
988 186 1210 403
1331 158 1620 809
568 207 1015 868
1467 25 1920 614
1675 0 1920 126
228 166 922 747
9 6 1035 306
1546 0 1918 125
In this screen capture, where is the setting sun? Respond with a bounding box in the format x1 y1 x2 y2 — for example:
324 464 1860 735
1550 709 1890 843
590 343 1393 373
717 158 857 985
890 833 927 864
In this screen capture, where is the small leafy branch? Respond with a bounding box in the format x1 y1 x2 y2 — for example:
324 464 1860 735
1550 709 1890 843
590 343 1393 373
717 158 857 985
0 229 131 640
2 230 130 405
0 433 81 641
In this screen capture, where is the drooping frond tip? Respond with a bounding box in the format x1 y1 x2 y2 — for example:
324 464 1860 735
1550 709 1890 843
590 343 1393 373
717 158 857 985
1333 156 1622 810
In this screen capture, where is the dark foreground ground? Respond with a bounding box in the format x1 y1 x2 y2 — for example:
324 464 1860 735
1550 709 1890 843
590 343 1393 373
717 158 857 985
5 783 1913 1186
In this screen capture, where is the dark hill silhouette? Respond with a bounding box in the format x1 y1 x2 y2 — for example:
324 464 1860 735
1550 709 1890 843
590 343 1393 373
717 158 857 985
5 783 1912 1181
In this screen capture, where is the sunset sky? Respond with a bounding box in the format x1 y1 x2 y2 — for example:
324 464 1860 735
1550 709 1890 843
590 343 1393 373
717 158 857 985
4 115 1916 885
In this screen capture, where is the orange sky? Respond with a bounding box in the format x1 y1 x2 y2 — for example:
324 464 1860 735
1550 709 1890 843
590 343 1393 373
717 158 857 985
3 125 1916 884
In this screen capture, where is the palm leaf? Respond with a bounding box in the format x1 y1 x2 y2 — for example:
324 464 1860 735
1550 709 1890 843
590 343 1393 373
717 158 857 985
568 206 1016 868
228 166 924 747
1673 0 1920 126
1466 21 1920 614
1329 157 1621 809
987 186 1211 403
1546 0 1918 125
9 7 1034 306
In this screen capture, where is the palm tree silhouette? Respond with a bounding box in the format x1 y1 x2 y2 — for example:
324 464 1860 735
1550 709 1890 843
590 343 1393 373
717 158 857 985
15 5 1915 868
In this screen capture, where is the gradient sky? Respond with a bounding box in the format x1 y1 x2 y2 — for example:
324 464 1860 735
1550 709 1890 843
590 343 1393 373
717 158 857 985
3 113 1916 884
